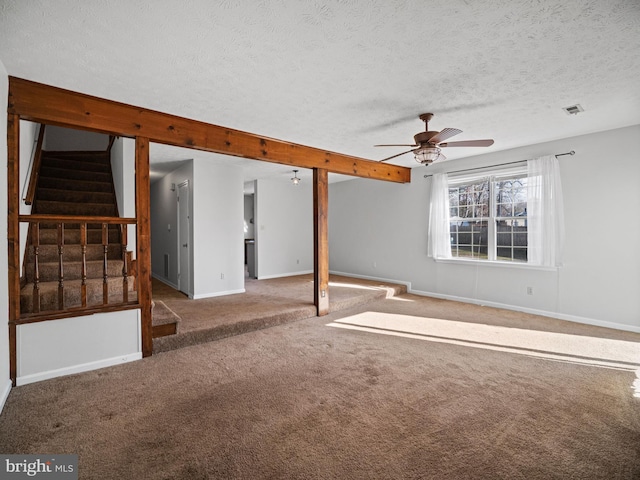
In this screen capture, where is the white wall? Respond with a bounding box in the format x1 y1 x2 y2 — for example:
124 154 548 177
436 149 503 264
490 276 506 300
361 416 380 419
110 137 137 257
244 194 255 239
192 159 244 298
19 120 39 207
255 177 313 279
150 161 193 288
43 125 109 151
150 159 245 299
329 125 640 332
18 120 39 263
16 310 141 386
0 60 11 412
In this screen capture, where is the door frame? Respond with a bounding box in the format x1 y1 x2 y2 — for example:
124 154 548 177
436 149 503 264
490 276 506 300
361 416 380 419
177 180 190 296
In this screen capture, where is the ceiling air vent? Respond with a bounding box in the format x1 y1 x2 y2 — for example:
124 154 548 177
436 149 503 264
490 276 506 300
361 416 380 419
563 104 584 115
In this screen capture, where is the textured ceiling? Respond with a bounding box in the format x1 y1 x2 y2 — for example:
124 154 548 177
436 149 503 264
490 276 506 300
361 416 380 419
1 0 639 185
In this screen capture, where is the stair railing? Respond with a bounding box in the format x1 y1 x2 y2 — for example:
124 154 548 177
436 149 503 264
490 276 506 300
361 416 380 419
18 214 138 322
23 124 46 206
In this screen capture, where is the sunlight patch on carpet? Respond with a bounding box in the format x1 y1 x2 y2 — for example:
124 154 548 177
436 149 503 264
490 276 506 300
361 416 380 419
327 312 640 371
328 282 400 299
633 370 640 398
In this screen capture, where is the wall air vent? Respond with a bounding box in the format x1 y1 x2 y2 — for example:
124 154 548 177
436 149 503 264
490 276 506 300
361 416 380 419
563 104 584 115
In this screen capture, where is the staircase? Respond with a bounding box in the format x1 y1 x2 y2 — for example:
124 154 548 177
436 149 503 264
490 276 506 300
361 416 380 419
20 151 135 314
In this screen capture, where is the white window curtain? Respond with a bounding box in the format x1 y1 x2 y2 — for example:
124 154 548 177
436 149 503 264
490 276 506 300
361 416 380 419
428 173 452 258
527 155 565 266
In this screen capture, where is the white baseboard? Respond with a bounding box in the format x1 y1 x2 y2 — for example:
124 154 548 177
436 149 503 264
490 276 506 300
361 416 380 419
16 352 143 387
409 289 640 334
192 288 245 300
0 379 11 415
257 270 313 280
329 270 412 290
330 270 640 334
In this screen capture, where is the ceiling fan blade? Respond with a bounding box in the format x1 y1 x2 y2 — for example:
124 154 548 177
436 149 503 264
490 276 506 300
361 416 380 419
428 128 462 145
440 139 495 147
378 149 416 162
374 144 418 147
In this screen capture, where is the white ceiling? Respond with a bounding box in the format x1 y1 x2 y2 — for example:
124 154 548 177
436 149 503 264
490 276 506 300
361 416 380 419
1 0 639 187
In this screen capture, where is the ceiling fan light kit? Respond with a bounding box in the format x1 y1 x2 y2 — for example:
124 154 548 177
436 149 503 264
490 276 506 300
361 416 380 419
414 146 444 165
376 112 494 165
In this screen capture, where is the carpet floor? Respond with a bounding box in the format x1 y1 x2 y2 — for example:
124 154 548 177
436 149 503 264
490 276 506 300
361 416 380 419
1 291 640 479
152 274 406 353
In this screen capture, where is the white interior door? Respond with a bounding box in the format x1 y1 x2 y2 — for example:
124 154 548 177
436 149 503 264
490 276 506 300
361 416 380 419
177 181 190 295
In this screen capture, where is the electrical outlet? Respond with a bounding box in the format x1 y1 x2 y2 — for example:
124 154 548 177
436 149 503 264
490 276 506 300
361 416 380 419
221 273 225 280
526 286 533 295
296 259 299 264
373 261 377 268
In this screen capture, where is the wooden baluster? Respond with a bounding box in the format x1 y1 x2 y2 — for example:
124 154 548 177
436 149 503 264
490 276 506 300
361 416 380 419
102 223 109 305
80 223 87 307
57 222 64 310
32 222 41 313
121 224 129 303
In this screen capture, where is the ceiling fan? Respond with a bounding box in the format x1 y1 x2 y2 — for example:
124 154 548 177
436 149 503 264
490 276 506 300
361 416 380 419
375 113 494 165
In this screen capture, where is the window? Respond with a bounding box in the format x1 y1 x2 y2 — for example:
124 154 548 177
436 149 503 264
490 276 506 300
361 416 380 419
428 155 564 267
448 173 528 263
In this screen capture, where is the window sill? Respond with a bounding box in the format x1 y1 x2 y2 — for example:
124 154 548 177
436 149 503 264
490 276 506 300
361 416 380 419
433 257 559 271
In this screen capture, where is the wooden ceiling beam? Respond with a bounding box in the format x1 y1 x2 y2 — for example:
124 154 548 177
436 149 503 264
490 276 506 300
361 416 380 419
7 77 411 184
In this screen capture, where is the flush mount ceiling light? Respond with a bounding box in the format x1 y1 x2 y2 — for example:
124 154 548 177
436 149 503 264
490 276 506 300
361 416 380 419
291 170 301 185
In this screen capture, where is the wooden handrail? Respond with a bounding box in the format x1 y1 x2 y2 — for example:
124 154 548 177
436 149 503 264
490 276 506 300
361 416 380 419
107 135 116 153
20 214 137 224
24 124 46 206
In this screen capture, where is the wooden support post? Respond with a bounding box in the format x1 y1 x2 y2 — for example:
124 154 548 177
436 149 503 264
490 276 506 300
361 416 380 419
313 168 329 316
135 137 153 357
7 113 20 385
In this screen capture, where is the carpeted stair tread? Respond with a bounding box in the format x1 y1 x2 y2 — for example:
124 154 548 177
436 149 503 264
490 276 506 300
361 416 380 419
151 301 181 338
35 188 116 204
39 165 112 183
153 306 313 352
20 276 137 313
44 151 110 163
40 156 112 173
151 301 181 327
26 244 122 263
33 200 117 216
152 275 408 353
37 176 113 193
24 259 125 283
